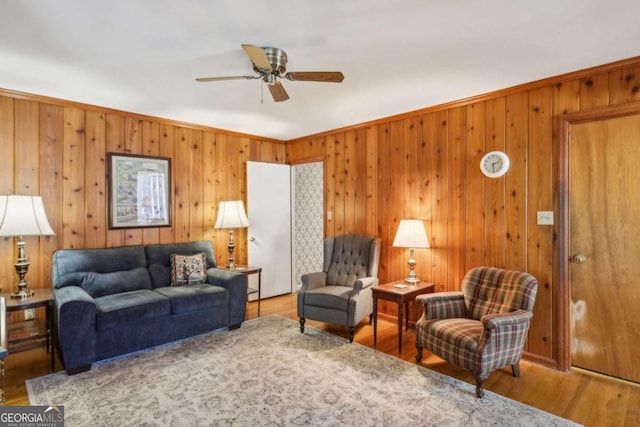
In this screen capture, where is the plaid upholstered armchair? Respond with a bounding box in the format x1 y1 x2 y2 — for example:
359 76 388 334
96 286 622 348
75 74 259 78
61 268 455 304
298 234 381 342
415 267 538 397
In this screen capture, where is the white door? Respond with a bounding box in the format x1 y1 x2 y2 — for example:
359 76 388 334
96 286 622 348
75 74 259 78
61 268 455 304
247 161 292 299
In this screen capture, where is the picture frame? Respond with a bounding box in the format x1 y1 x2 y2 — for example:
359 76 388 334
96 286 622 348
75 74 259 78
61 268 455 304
108 153 171 229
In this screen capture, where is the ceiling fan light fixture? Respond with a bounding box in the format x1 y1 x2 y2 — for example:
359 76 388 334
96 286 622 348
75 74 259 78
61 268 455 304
196 44 345 102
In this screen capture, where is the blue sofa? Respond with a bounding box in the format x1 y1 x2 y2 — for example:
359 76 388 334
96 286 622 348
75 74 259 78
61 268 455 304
52 240 246 374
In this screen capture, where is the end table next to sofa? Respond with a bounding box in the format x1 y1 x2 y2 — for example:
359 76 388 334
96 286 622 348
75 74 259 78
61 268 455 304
217 265 262 317
372 280 435 354
2 288 55 372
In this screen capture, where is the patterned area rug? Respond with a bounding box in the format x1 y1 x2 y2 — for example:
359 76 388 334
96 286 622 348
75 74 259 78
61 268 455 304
28 315 580 426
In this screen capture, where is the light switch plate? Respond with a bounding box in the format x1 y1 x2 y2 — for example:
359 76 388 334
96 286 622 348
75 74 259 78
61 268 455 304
537 211 554 225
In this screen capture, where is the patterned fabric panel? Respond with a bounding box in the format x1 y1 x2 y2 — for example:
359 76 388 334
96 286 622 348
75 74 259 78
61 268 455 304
425 318 483 352
422 332 479 373
416 292 467 320
462 267 538 320
170 253 207 286
476 319 532 377
326 234 374 287
293 162 324 288
417 315 532 379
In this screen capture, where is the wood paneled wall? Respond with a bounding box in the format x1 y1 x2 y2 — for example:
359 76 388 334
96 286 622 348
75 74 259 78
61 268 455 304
286 56 640 367
0 92 285 323
2 55 639 367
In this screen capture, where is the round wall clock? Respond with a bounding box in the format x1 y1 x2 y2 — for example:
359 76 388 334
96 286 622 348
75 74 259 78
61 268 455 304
480 151 510 178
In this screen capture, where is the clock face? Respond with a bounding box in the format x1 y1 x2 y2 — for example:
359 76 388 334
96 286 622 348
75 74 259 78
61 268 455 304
480 151 510 178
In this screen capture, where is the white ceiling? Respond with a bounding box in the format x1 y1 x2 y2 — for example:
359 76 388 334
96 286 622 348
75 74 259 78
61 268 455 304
1 1 639 141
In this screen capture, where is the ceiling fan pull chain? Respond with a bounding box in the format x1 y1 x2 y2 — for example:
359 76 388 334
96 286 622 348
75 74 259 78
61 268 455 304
260 82 264 104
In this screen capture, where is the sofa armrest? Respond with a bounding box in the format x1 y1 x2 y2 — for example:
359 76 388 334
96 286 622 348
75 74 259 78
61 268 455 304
207 268 247 329
416 291 466 320
54 286 96 374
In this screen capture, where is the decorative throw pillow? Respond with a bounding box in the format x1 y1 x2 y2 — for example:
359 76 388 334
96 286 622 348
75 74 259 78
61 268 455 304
170 253 207 286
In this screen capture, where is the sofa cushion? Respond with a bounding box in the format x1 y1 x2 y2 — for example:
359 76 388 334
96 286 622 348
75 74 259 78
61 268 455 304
95 290 170 331
170 253 207 286
52 245 147 289
154 284 228 314
80 267 153 298
145 241 217 288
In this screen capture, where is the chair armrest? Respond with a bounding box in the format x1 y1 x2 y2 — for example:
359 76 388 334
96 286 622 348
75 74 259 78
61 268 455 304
300 271 327 292
477 309 534 354
416 291 466 320
481 309 533 330
353 276 378 294
207 268 247 328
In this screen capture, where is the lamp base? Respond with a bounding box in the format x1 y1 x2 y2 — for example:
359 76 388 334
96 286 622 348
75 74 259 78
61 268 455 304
11 288 34 299
12 242 34 299
227 229 236 270
404 247 420 285
404 276 420 285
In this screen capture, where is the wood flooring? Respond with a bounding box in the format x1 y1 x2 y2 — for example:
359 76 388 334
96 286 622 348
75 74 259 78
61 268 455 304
3 293 639 426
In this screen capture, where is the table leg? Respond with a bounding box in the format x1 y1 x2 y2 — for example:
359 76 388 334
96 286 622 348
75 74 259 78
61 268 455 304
47 304 54 372
398 301 403 354
257 270 262 317
373 296 378 346
405 302 410 330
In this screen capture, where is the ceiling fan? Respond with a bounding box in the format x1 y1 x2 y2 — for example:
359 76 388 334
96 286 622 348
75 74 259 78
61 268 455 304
196 44 344 102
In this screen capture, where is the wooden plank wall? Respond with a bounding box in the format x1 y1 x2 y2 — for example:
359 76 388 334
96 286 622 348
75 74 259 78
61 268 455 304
0 92 285 323
2 56 639 366
285 57 640 366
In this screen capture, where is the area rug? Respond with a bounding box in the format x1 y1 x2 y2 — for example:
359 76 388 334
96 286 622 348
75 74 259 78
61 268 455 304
28 315 580 427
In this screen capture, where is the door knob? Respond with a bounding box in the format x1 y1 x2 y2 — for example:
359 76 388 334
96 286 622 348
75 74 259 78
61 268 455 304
571 254 586 264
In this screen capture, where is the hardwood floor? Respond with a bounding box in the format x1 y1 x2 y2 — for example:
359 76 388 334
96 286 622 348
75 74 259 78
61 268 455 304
4 293 639 426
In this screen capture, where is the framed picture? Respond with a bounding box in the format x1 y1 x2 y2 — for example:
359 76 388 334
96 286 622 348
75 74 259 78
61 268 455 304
108 153 171 229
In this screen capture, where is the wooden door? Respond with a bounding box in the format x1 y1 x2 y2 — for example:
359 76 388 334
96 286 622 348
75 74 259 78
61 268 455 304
569 113 640 382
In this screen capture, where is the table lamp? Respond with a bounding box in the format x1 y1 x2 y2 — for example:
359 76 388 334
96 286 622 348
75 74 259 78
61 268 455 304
392 219 430 284
0 195 56 298
214 200 250 269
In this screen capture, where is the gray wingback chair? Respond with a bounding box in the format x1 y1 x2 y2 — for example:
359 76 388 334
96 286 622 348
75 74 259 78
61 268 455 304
298 233 381 342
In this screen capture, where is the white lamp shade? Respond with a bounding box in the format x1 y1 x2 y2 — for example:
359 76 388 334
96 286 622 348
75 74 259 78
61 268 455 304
214 201 250 229
392 219 429 248
0 195 55 237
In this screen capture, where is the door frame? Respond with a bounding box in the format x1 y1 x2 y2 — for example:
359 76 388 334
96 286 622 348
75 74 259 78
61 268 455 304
557 100 640 371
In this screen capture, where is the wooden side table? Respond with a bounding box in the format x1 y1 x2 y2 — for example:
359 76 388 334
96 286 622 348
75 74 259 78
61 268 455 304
2 288 55 372
372 280 435 354
217 265 262 317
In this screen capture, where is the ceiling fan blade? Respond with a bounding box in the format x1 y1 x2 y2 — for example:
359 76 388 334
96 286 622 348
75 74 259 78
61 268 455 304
268 81 290 102
196 76 258 82
241 44 272 70
285 71 344 83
